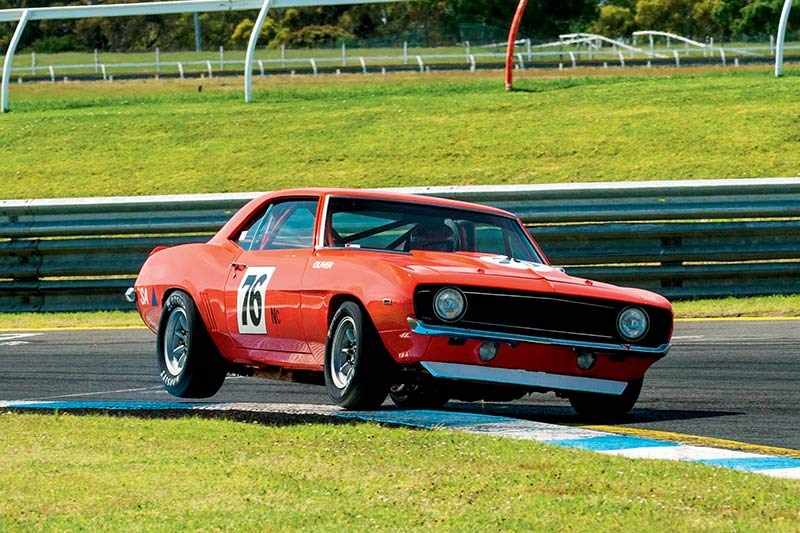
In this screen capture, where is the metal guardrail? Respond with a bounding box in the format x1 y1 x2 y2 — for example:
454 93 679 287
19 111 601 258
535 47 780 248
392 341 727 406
1 178 799 312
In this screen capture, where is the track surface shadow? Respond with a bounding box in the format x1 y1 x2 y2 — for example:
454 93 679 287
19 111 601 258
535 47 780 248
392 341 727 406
4 402 742 429
439 402 741 425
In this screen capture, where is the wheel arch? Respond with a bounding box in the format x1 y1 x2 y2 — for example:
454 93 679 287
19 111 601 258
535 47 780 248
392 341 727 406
326 293 395 366
159 285 217 342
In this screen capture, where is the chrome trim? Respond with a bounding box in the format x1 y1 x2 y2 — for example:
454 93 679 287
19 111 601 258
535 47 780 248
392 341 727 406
316 193 331 249
124 287 137 303
420 361 627 395
407 317 670 356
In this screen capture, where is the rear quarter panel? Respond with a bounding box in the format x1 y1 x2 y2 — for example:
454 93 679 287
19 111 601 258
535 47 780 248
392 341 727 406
133 241 238 349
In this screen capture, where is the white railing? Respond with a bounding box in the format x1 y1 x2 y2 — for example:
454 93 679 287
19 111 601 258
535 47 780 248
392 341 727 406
9 41 798 82
1 0 403 112
776 0 795 76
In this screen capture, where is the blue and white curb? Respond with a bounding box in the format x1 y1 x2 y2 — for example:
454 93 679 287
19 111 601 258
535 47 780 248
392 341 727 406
2 400 799 480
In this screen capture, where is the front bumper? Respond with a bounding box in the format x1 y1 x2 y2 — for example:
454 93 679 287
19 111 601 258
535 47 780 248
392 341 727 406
407 317 670 357
421 361 627 395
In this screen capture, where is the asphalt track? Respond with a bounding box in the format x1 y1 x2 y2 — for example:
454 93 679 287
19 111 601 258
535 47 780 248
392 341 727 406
1 319 798 451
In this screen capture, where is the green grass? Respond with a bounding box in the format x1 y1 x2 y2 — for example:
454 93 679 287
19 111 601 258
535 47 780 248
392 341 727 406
0 310 143 330
0 413 797 531
672 294 800 319
2 67 800 199
1 294 799 330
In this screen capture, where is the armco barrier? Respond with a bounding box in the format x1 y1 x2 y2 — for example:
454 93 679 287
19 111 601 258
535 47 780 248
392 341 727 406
1 178 799 312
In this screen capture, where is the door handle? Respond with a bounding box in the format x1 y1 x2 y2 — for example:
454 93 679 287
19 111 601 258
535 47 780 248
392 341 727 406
230 262 247 271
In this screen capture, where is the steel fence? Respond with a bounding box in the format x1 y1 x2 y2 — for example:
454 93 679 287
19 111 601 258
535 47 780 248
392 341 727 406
2 178 799 312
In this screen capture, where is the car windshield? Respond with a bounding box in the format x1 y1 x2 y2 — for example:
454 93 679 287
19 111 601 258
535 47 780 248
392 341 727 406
325 197 543 263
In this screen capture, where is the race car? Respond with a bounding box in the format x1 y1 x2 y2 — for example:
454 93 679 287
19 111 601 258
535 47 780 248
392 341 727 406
129 188 673 418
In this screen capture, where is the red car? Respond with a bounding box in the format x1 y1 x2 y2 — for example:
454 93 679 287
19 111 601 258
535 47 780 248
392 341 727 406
129 188 672 418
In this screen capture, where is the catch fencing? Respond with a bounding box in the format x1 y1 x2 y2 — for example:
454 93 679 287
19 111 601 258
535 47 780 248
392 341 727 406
1 178 799 312
8 39 800 84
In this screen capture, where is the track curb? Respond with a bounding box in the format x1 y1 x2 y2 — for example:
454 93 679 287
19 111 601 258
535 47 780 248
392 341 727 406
2 400 798 480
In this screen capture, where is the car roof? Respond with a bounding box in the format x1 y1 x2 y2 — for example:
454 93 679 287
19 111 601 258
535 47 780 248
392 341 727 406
265 188 516 218
210 188 520 246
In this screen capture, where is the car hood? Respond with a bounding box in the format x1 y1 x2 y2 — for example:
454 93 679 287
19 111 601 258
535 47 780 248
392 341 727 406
396 251 577 282
382 251 669 308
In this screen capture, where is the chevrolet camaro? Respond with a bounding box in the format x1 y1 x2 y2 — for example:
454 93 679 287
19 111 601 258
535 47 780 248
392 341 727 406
128 188 673 418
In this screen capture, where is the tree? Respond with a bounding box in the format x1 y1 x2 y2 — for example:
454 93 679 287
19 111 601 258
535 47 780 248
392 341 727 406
635 0 697 35
691 0 725 36
733 0 782 35
591 5 636 37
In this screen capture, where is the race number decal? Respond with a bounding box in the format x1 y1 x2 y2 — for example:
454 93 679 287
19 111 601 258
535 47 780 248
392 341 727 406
236 266 276 334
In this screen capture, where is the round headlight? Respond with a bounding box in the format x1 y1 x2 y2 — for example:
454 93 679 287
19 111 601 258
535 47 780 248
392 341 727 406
433 287 466 322
617 307 649 341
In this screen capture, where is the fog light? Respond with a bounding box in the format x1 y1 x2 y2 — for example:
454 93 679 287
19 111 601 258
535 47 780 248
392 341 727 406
478 341 499 362
576 351 596 370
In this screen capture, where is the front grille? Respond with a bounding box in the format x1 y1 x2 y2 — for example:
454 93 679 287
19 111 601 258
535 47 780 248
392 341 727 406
414 285 671 349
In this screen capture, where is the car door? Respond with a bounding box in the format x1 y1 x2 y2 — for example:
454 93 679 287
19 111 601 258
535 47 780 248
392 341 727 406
223 197 319 365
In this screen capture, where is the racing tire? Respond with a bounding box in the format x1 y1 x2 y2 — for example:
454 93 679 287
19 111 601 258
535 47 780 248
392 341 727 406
568 379 643 421
324 301 390 410
389 384 449 410
156 290 227 398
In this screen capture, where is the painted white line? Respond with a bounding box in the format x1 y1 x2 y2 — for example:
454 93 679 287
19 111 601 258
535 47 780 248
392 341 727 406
0 333 43 346
759 467 800 479
603 445 765 461
196 402 341 415
13 386 164 402
0 333 42 340
464 421 606 441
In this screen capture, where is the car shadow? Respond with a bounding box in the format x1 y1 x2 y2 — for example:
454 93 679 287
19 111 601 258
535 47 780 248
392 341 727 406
438 401 741 425
4 400 741 429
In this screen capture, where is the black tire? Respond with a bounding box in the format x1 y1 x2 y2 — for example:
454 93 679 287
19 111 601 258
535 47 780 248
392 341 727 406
568 379 643 421
324 301 390 410
157 290 227 398
390 383 449 410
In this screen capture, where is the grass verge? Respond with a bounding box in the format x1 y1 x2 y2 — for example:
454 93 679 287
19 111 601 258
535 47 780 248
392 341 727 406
2 67 800 199
671 294 800 319
1 294 799 330
0 412 797 531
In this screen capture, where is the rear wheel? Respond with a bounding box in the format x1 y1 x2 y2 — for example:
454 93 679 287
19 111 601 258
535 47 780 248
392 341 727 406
324 301 390 410
568 379 643 421
157 290 227 398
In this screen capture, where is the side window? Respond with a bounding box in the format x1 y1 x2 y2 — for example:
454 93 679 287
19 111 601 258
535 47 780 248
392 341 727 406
473 224 508 255
235 199 318 251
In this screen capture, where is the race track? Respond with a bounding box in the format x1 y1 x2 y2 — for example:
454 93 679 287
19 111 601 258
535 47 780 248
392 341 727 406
1 319 798 451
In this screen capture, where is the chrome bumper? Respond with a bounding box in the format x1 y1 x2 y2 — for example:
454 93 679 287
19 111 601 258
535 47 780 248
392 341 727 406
407 317 670 357
124 287 137 303
421 361 627 395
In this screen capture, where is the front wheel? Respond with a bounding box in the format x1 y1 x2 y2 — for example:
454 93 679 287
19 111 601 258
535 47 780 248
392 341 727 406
568 379 643 421
324 301 390 410
157 290 227 398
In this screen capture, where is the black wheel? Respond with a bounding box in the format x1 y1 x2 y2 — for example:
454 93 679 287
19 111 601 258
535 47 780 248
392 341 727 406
390 383 449 409
324 301 390 410
157 290 227 398
568 379 643 421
